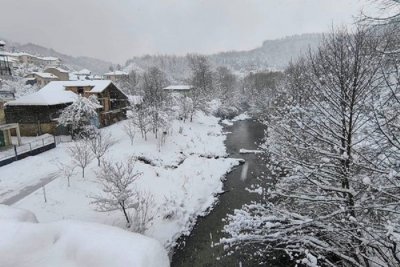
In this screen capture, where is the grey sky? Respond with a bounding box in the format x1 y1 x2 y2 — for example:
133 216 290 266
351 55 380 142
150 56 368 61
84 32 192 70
1 0 377 63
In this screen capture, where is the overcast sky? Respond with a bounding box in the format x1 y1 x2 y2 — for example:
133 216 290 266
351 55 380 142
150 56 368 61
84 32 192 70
1 0 378 63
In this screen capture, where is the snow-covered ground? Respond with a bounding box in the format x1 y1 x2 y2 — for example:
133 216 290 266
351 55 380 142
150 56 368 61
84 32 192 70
1 112 240 253
221 112 251 126
0 205 169 267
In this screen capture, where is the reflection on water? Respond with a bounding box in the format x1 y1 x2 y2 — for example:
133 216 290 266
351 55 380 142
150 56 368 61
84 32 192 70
171 119 284 266
240 162 249 181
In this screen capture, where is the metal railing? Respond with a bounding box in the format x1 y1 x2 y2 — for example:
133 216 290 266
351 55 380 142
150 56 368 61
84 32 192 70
0 134 60 166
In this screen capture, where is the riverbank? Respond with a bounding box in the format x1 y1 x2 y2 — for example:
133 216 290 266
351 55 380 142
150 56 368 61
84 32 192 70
172 118 269 266
2 112 240 252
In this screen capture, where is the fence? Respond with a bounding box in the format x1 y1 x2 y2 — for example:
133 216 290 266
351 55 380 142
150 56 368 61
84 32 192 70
0 134 61 167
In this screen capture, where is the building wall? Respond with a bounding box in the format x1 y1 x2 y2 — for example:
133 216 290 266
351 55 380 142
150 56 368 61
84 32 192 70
5 104 69 136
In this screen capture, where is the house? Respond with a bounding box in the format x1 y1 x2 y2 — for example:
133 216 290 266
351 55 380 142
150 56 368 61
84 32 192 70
163 85 194 95
70 69 92 80
0 90 15 123
25 72 59 88
11 53 61 67
104 70 129 82
44 67 69 81
5 80 129 136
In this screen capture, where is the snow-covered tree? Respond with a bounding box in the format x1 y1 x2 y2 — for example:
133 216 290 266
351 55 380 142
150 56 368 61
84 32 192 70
0 78 39 98
222 27 400 266
123 119 136 145
128 105 152 140
68 140 94 178
55 161 76 187
58 95 101 138
87 130 116 166
187 54 213 121
91 159 142 226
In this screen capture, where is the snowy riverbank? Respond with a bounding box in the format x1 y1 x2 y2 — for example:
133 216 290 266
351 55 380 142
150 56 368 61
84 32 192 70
1 112 241 253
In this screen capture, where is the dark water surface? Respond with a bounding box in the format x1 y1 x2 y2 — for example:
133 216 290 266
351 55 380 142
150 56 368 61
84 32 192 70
171 119 291 266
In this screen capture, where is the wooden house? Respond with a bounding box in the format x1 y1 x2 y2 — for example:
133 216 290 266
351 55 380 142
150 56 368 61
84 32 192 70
5 80 129 136
25 72 59 88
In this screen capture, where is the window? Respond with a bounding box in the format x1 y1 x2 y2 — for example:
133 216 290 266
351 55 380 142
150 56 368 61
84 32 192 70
77 87 84 95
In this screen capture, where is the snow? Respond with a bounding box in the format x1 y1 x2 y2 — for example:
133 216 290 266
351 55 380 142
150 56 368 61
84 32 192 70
220 113 251 126
231 112 251 121
0 204 38 222
45 67 69 73
128 95 143 105
239 149 263 154
164 85 194 91
6 80 113 106
0 206 169 267
221 119 233 126
28 72 59 79
2 112 240 252
104 70 129 76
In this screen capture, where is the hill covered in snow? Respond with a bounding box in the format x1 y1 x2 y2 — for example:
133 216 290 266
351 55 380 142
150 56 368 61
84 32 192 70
1 39 113 74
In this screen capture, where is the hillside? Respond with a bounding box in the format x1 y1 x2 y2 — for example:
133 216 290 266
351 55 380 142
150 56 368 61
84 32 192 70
123 33 323 81
210 33 323 72
2 33 323 78
2 40 113 74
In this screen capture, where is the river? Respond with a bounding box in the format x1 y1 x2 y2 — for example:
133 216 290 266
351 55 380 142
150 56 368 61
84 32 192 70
171 119 293 266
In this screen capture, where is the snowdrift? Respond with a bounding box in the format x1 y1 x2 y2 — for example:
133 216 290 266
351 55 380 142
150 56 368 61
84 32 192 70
0 206 169 267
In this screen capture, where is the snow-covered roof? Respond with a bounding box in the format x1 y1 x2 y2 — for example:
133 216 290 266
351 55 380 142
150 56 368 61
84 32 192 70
6 80 113 106
164 85 194 91
104 70 129 76
0 40 5 46
45 67 69 73
27 72 59 79
41 56 59 61
76 69 91 75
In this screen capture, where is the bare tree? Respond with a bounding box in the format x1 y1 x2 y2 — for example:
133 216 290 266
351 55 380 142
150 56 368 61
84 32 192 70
129 191 154 234
123 119 136 145
91 158 142 226
55 161 77 187
68 140 94 178
87 131 116 166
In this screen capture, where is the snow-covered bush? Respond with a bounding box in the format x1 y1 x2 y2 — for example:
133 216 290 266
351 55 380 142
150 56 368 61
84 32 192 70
129 191 155 234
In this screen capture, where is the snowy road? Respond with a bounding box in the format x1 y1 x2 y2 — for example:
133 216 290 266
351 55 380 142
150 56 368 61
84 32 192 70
1 172 58 205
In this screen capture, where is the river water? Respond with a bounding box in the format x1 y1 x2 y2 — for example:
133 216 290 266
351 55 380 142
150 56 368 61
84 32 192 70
171 119 293 266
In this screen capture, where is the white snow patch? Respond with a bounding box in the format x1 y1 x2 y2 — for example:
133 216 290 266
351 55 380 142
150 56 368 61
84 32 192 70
231 113 251 121
4 112 240 251
0 218 169 267
239 149 263 154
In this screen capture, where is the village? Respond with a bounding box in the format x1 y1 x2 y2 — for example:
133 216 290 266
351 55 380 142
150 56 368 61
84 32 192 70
0 39 247 266
3 1 400 266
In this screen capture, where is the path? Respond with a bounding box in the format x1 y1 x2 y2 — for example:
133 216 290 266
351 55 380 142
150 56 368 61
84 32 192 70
1 172 58 205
